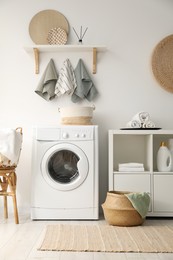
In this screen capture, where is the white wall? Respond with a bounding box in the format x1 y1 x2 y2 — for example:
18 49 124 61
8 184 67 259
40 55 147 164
1 0 173 214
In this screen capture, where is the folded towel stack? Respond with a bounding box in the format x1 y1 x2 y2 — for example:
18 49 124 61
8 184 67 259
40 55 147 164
126 111 156 129
118 162 144 172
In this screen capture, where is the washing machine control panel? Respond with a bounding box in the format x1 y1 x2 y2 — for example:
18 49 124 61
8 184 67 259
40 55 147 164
61 127 94 140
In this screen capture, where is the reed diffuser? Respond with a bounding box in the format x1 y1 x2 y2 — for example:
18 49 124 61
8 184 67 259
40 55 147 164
72 26 88 44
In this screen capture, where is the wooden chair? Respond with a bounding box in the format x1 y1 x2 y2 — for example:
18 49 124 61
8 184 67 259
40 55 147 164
0 127 22 224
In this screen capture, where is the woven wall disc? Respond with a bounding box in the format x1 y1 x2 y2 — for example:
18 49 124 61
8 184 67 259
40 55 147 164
47 27 67 45
151 34 173 93
29 10 69 45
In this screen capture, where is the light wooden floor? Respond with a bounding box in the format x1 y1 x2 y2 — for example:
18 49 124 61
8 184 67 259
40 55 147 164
0 213 173 260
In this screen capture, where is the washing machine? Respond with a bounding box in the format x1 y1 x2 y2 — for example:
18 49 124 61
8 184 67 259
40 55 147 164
31 125 99 220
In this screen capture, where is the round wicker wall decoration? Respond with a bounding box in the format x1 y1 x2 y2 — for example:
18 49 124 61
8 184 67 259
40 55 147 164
151 34 173 93
29 10 69 45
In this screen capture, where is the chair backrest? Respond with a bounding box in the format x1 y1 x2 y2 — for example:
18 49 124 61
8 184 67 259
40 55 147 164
0 127 23 167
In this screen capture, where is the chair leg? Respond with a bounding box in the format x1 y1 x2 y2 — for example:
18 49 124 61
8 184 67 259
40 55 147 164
0 171 19 224
3 195 8 219
12 194 19 224
9 172 19 224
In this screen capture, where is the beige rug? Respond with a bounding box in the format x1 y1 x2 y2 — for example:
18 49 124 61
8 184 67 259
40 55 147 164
38 224 173 253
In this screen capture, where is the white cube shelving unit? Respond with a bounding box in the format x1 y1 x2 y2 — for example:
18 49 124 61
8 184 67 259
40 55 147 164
108 129 173 217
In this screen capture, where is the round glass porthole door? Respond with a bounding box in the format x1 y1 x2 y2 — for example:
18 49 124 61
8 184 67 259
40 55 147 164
41 143 89 191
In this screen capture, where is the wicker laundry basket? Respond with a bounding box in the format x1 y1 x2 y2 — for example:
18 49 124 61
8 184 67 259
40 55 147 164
58 106 95 125
102 191 144 226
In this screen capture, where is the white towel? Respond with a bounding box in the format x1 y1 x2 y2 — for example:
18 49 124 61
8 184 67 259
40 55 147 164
0 128 22 166
132 112 150 125
126 120 141 128
118 163 144 172
126 111 156 129
55 59 77 97
119 163 144 168
143 120 156 128
118 167 144 172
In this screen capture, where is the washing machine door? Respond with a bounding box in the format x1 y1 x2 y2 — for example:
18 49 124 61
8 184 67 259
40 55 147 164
41 143 89 191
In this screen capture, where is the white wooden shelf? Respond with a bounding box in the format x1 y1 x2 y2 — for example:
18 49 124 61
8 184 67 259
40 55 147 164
108 129 173 217
23 44 106 74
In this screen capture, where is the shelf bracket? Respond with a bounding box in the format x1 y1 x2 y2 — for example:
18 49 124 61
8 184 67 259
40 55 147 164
93 47 97 74
33 48 39 74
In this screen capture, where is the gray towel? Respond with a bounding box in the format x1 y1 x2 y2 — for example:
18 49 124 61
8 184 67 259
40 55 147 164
71 59 98 103
125 192 150 219
35 59 58 101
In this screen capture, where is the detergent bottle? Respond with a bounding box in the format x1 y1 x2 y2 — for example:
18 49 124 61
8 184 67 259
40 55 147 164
157 142 172 172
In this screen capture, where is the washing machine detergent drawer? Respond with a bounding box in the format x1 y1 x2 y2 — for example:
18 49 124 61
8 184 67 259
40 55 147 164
36 128 61 141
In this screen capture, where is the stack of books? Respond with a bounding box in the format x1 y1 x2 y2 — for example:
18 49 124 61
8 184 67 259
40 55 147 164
118 163 144 172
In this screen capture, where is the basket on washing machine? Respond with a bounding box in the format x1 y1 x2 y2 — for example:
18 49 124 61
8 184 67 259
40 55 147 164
58 106 95 125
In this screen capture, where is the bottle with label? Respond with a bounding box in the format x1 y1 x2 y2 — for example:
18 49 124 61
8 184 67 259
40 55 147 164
156 142 172 172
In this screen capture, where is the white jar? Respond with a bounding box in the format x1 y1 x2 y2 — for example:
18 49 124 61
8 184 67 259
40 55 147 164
157 142 172 172
168 139 173 171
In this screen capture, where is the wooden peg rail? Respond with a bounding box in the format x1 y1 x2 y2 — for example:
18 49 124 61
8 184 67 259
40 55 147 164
24 45 106 75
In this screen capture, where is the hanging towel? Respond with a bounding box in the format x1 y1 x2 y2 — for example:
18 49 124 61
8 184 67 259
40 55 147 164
55 59 77 97
35 59 58 101
71 59 98 103
0 128 22 166
125 192 150 219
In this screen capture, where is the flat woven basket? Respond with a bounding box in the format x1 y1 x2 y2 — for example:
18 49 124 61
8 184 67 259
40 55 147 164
151 34 173 93
29 9 69 45
47 27 67 45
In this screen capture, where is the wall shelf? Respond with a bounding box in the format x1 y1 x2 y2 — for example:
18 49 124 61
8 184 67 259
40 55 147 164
23 45 106 74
